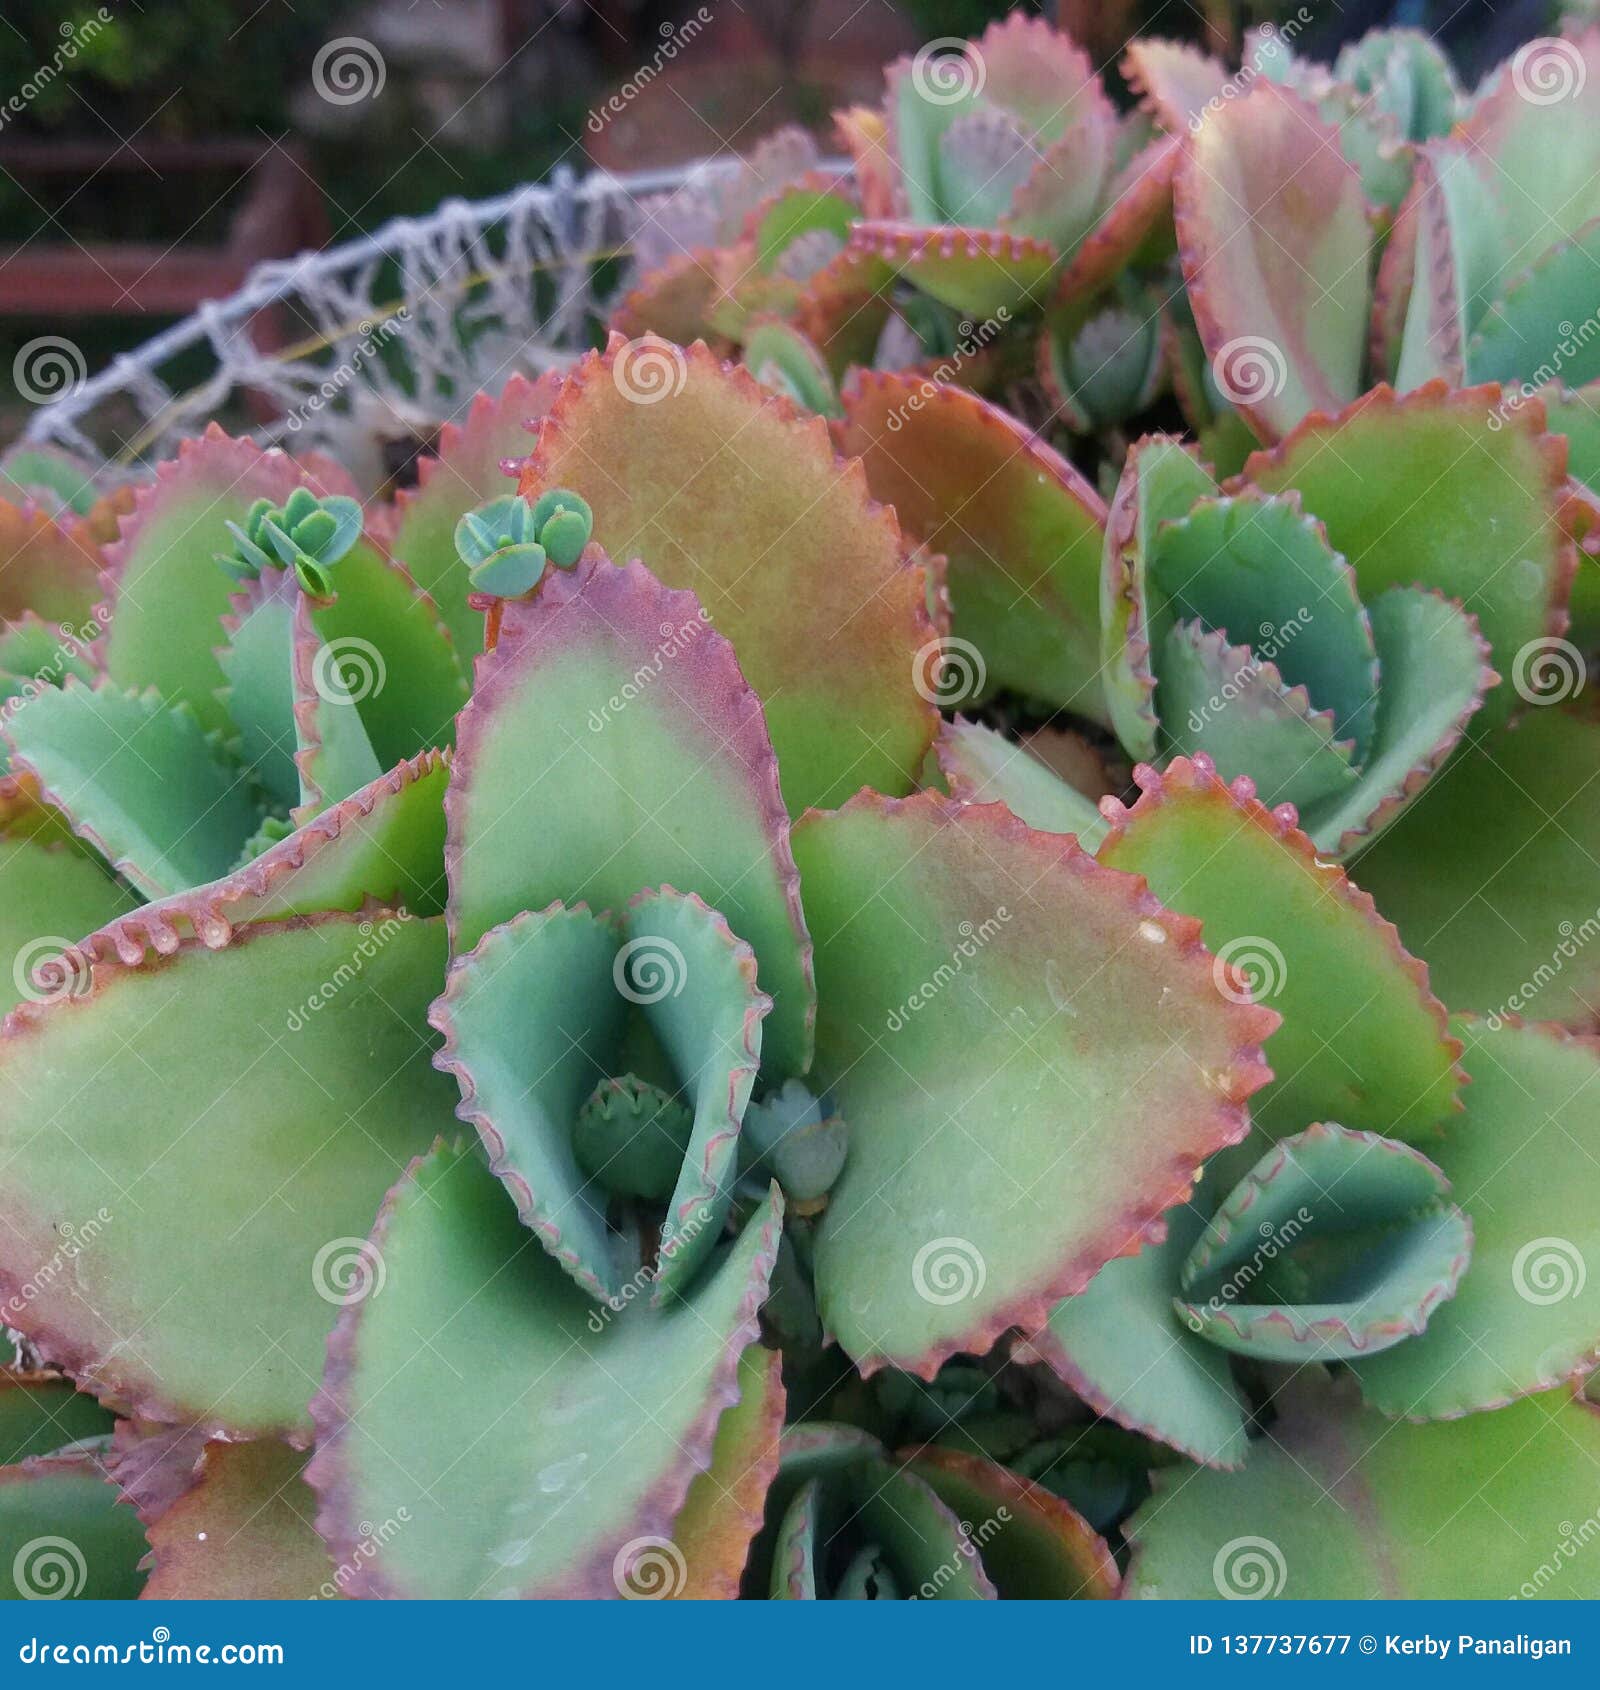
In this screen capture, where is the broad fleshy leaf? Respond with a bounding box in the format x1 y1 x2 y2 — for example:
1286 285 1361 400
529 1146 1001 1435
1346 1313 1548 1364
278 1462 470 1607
0 1369 116 1464
0 500 104 628
0 836 136 1016
0 1455 147 1599
933 720 1108 847
0 913 455 1435
306 1141 782 1599
792 790 1277 1376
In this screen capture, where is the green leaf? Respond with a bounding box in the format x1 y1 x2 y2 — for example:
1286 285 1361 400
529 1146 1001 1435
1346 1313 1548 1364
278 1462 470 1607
521 337 937 814
1176 1122 1470 1363
430 902 627 1301
447 552 813 1079
792 790 1277 1376
933 720 1109 848
0 835 136 1017
1126 1371 1600 1598
216 575 299 807
0 913 456 1435
1019 1198 1250 1469
141 1440 335 1599
1175 84 1373 441
3 680 260 898
0 1370 115 1464
306 1141 782 1598
625 889 766 1298
838 373 1110 724
1467 217 1600 389
1097 755 1462 1141
290 590 383 822
0 1455 148 1598
0 500 105 629
1350 705 1600 1022
1243 382 1570 729
1347 1019 1600 1418
1299 586 1494 858
844 223 1057 323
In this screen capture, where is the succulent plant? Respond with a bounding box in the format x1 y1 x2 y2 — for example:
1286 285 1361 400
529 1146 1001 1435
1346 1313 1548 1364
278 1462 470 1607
0 4 1596 1611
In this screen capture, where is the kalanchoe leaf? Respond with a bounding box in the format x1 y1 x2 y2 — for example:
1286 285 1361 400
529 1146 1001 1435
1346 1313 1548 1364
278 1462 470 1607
770 1476 821 1599
1466 219 1600 389
446 551 814 1079
0 1369 116 1464
141 1441 334 1600
740 1079 847 1203
1097 755 1463 1142
792 789 1278 1378
838 372 1110 725
429 901 628 1301
520 335 937 814
1038 297 1164 434
1241 382 1573 732
1352 702 1600 1022
574 1074 694 1202
290 591 384 824
305 1141 783 1598
467 544 545 599
1016 1198 1251 1470
0 913 456 1436
64 750 449 970
385 372 561 670
844 222 1057 321
538 508 591 571
1125 1369 1600 1599
1175 83 1373 442
835 1544 898 1600
742 318 841 418
0 834 136 1015
1346 1019 1600 1419
2 679 260 898
1174 1122 1471 1363
933 719 1109 848
669 1343 785 1599
0 1453 148 1598
215 570 300 807
0 499 105 631
898 1444 1119 1599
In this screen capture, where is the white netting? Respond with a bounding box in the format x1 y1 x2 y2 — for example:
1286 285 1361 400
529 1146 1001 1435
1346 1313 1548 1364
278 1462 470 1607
21 160 747 483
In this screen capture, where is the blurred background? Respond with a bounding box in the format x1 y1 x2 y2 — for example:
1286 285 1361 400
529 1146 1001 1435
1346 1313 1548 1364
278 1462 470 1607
0 0 1584 442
